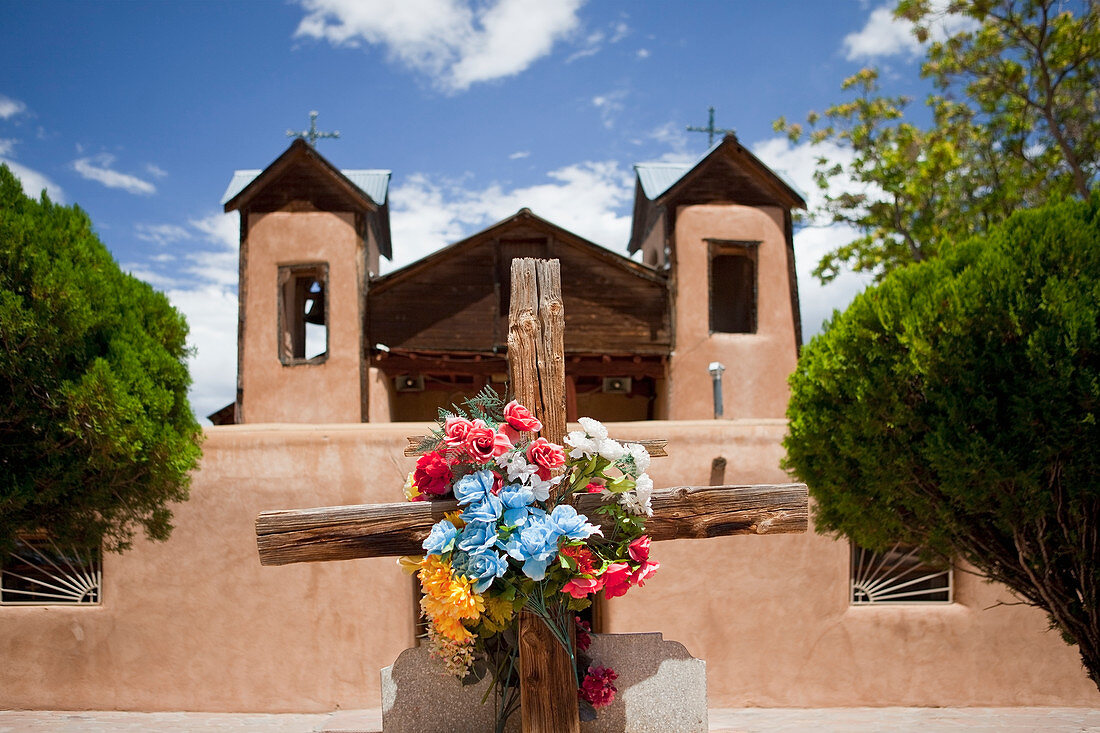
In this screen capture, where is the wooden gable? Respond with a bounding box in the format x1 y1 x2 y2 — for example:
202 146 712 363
368 209 670 358
629 134 805 254
224 139 378 214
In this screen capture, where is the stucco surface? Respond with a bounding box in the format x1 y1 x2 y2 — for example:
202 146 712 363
1 421 1096 711
667 205 798 420
241 211 365 424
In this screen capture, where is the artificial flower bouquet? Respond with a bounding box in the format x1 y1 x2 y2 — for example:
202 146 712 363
399 388 658 728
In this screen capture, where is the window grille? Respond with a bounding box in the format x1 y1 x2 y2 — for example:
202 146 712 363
850 542 951 605
1 536 102 605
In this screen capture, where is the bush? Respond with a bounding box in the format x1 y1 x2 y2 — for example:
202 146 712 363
0 164 202 554
784 196 1100 687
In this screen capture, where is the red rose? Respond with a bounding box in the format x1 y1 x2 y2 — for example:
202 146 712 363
443 416 475 448
585 482 605 494
464 420 497 463
630 559 659 587
504 400 543 433
627 535 651 563
562 577 604 599
526 437 566 479
601 563 632 599
413 451 452 496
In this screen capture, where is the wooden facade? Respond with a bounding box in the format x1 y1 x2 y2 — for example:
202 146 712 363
369 209 670 421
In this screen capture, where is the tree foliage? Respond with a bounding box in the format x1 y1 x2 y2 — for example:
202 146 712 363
777 0 1099 282
783 197 1100 687
0 164 202 554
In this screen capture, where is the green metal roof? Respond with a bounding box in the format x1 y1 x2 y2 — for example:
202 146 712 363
220 168 391 206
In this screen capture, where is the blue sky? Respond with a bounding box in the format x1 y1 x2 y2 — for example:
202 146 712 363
1 0 946 419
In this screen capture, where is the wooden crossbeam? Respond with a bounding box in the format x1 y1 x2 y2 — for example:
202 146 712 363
255 484 808 567
404 436 668 458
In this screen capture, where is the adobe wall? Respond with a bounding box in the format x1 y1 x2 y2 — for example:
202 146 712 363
1 422 1096 712
667 204 798 420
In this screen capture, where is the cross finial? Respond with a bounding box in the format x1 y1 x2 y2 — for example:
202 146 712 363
286 111 340 146
686 106 736 147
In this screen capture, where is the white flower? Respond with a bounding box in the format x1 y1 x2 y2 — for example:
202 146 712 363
499 451 538 483
634 473 653 498
565 430 598 459
626 443 651 474
528 473 562 502
619 490 653 517
577 417 608 441
597 438 626 462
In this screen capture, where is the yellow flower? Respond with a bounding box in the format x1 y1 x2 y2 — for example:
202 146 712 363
397 555 423 575
418 556 484 643
444 510 466 530
403 471 421 501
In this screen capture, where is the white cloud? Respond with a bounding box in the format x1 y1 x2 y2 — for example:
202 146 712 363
127 211 241 422
294 0 582 92
636 48 650 59
843 2 979 61
509 150 530 160
145 163 168 179
0 94 26 120
386 160 633 272
1 158 64 202
72 154 156 195
592 90 627 130
0 138 15 156
134 223 191 246
165 283 239 421
751 136 876 340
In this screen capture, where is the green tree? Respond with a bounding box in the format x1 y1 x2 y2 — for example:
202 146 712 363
777 0 1099 283
783 197 1100 687
0 164 202 555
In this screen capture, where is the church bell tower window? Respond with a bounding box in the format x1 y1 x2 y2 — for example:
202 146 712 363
278 263 329 364
707 240 758 334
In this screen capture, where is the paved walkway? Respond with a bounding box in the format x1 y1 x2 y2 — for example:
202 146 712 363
2 708 1099 732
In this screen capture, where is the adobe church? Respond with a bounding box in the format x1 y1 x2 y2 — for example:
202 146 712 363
212 134 803 426
1 138 1096 715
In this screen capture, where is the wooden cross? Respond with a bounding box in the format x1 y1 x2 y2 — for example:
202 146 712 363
255 258 808 732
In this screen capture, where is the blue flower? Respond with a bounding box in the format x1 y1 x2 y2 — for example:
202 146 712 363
421 519 459 556
453 549 510 593
453 470 495 506
457 521 500 555
461 491 503 524
504 515 560 580
548 504 601 541
498 483 538 526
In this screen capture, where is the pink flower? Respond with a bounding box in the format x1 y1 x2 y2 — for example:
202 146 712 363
562 576 604 599
601 563 632 599
575 617 592 652
504 400 543 433
413 452 452 496
584 482 605 494
526 437 566 479
464 420 498 463
628 535 651 563
579 666 617 709
630 559 659 587
443 416 475 448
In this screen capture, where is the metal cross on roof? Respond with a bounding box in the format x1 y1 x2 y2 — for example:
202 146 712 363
286 111 340 146
686 106 736 147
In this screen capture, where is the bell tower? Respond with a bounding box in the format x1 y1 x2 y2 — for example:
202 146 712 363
223 139 391 423
629 134 805 420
